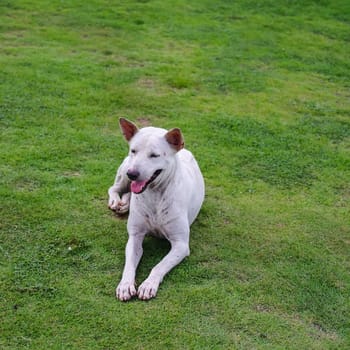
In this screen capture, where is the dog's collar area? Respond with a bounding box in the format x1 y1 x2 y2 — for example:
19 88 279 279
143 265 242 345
131 169 163 194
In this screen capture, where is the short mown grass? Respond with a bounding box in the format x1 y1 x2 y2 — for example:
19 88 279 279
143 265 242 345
1 0 349 349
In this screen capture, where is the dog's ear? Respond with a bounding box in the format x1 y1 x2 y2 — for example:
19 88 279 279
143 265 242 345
165 128 184 151
119 118 138 142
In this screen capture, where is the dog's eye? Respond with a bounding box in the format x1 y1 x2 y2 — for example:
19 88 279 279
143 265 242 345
131 149 136 154
149 153 160 158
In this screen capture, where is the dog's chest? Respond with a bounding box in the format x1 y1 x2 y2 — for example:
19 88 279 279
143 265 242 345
133 193 173 238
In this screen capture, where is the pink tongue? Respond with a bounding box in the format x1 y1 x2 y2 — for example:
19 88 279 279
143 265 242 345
131 180 147 194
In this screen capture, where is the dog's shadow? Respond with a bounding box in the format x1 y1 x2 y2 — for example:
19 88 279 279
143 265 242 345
136 236 171 282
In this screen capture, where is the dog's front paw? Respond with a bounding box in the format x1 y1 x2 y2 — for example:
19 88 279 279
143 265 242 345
108 193 130 214
117 193 130 214
116 281 137 301
138 278 160 300
109 198 128 214
108 194 121 210
116 200 129 214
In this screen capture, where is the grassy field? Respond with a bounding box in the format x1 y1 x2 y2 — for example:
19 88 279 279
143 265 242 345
1 0 350 348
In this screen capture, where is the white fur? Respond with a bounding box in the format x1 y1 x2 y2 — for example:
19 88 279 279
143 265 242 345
108 122 205 301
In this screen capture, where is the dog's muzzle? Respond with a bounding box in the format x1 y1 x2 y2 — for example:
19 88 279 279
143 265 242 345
130 169 163 194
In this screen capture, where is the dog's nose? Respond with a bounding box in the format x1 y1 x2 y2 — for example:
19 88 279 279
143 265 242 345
127 169 140 181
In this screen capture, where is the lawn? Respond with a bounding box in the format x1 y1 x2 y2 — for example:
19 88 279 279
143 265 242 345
1 0 350 349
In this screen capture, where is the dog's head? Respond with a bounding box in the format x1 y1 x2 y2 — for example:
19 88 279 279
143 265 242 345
119 118 184 194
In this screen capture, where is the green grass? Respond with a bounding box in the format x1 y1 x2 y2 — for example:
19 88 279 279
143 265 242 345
1 0 350 348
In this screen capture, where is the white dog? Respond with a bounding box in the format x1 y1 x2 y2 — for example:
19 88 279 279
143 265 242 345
108 118 205 301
